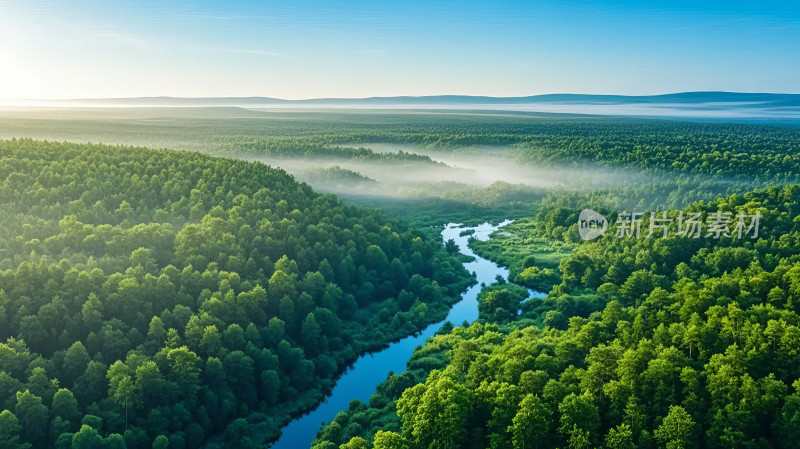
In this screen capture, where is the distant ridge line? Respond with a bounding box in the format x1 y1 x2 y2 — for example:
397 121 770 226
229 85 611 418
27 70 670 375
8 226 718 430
47 91 800 107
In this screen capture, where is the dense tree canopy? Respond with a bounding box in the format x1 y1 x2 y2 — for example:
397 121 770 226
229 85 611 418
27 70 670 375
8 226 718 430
0 139 473 448
4 110 800 449
315 184 800 449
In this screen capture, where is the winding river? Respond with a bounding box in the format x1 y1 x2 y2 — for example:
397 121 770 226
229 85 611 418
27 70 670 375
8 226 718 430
269 220 542 448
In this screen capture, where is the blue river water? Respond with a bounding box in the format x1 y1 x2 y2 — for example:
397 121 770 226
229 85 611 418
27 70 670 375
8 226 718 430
269 220 541 448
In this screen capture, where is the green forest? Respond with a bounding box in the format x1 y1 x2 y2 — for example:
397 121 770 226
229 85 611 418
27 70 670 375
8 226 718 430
0 138 472 448
1 109 800 449
314 184 800 449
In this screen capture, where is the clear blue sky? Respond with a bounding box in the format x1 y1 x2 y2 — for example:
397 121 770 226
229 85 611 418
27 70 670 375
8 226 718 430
0 0 798 99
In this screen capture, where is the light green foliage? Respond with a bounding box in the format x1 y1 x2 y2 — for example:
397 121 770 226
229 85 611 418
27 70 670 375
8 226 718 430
477 283 529 322
313 184 800 449
4 108 800 449
654 406 695 449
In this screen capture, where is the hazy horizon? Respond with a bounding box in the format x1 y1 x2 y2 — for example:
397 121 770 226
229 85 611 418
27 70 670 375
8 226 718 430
3 90 800 102
1 1 798 100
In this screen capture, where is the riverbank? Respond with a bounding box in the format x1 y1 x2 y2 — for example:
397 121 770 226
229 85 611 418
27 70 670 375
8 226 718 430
267 220 539 448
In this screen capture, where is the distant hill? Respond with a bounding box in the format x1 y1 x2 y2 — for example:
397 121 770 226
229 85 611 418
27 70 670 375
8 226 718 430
52 91 800 108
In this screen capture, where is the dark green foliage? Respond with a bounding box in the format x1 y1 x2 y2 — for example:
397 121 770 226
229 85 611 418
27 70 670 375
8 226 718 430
317 184 800 449
6 109 800 448
0 139 473 448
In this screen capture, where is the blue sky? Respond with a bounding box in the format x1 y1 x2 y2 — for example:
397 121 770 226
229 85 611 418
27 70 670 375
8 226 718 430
0 0 798 99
